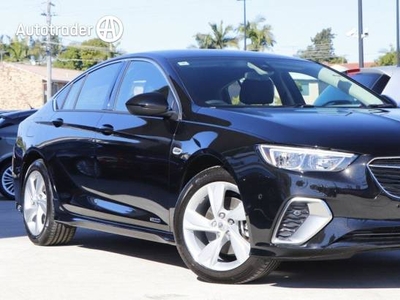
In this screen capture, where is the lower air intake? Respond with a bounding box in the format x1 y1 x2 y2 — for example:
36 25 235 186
272 197 333 245
276 202 309 239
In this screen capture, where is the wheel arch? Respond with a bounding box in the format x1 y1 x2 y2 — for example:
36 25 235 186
180 152 235 192
21 150 45 179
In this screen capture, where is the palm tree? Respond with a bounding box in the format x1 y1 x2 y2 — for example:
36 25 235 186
194 21 238 49
7 36 29 62
0 35 10 61
239 16 275 51
194 33 215 49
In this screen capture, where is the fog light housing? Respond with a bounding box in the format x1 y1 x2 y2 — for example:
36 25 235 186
272 197 332 245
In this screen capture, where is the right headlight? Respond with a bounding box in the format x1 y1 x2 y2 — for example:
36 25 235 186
258 145 357 172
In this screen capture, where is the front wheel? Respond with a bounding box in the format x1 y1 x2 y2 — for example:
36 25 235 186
174 166 279 284
22 159 76 246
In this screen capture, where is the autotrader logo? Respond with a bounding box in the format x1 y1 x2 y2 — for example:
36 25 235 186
96 16 124 43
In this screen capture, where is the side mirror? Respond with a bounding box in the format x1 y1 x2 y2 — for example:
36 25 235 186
125 92 170 116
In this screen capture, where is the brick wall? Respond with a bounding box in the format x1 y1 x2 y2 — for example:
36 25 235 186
0 63 45 110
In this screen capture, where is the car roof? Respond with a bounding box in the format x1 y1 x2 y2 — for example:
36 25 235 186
101 49 303 66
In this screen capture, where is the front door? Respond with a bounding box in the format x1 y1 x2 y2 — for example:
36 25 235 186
92 60 179 231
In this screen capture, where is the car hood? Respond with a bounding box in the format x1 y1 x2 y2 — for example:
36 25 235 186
197 107 400 156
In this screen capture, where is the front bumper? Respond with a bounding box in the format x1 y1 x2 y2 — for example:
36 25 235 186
251 215 400 261
235 154 400 260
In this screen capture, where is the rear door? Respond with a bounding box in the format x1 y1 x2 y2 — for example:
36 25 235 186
47 62 123 213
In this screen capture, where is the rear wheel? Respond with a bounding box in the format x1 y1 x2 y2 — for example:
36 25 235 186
0 161 14 199
174 166 279 284
22 159 76 246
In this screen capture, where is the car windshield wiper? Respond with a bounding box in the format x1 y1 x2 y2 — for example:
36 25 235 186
288 104 315 108
366 103 396 108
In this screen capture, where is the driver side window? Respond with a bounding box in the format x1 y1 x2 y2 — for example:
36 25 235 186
114 61 172 112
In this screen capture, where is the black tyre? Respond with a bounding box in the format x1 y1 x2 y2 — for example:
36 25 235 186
0 160 15 199
174 166 279 284
22 159 76 246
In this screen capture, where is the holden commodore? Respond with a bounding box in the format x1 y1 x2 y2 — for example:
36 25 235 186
13 50 400 284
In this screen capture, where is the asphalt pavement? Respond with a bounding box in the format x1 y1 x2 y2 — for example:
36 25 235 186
1 198 400 300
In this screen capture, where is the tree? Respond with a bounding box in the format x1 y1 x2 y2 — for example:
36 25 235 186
7 36 29 62
0 35 10 61
239 16 275 51
193 33 215 49
194 21 238 49
53 45 82 70
79 38 111 70
375 45 397 66
27 37 45 64
53 38 122 70
298 28 347 63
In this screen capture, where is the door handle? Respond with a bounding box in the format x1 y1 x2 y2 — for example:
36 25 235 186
99 124 114 136
52 118 63 127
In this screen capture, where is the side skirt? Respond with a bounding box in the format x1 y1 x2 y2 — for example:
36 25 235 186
57 217 176 246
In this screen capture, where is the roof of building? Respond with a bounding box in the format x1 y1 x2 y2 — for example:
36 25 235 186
0 62 81 83
330 62 375 71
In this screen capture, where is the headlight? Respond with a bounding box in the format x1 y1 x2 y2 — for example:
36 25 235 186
258 145 357 172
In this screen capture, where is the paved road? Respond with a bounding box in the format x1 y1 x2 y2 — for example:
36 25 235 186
1 198 400 300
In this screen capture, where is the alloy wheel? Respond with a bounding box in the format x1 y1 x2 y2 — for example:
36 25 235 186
23 170 48 236
182 181 250 271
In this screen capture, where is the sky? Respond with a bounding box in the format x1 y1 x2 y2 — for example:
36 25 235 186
1 0 399 63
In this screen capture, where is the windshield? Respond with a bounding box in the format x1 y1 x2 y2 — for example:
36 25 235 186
171 56 386 108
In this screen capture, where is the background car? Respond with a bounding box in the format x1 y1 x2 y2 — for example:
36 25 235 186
346 66 400 105
0 109 36 199
313 66 400 107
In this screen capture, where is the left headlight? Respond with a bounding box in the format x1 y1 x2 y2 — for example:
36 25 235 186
258 145 357 172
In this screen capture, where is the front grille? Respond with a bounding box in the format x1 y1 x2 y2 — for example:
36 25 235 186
368 157 400 200
340 228 400 244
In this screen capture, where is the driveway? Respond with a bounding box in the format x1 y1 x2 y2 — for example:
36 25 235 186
1 198 400 300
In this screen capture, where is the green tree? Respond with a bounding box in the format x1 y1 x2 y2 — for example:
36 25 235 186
7 36 29 62
53 38 122 70
0 35 10 61
298 28 347 63
27 38 45 64
80 38 117 70
375 46 397 66
193 33 215 49
53 45 82 70
239 16 275 51
194 21 238 49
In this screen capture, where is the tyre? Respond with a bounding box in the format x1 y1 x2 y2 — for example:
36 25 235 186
174 166 279 284
22 159 76 246
0 161 15 199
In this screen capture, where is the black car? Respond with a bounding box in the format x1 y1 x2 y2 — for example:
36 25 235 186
13 50 400 284
0 109 36 199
